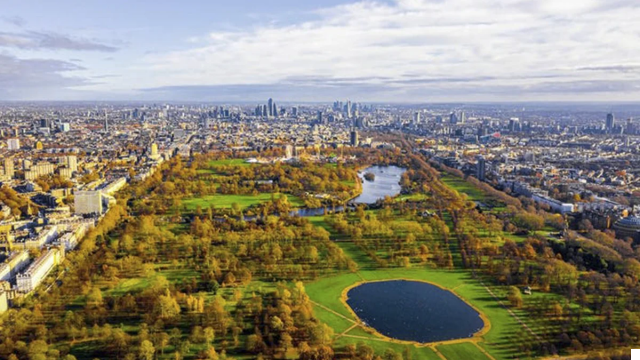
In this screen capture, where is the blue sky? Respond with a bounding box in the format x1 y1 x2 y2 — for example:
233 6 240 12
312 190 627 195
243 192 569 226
1 0 639 102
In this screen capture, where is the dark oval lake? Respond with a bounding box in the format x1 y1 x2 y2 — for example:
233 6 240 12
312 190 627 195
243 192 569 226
353 165 406 204
346 280 484 343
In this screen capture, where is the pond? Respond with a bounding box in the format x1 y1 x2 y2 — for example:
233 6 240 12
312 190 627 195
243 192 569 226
215 165 406 221
345 280 485 343
352 165 406 204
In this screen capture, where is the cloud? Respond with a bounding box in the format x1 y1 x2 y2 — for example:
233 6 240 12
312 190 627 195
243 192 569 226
0 31 118 52
577 65 640 73
1 16 26 27
2 0 639 101
127 0 640 101
0 53 91 99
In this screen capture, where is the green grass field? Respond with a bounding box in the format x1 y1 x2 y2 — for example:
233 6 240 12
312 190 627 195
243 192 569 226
438 342 492 360
394 193 429 202
440 174 488 202
304 232 538 360
182 193 305 210
208 159 255 167
306 266 533 360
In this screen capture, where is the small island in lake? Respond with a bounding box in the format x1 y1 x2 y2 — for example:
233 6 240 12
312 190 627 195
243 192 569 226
363 172 375 181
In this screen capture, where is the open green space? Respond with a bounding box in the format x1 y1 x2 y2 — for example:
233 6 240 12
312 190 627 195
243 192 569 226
302 226 543 360
438 342 491 360
208 158 255 167
306 265 531 360
182 193 305 210
440 174 488 202
394 193 429 202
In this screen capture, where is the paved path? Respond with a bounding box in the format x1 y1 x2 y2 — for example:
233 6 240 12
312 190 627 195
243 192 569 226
472 341 498 360
431 346 448 360
310 300 357 324
341 334 388 342
337 323 360 339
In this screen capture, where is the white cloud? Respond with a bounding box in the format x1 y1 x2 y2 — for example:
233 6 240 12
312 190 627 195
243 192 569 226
107 0 640 100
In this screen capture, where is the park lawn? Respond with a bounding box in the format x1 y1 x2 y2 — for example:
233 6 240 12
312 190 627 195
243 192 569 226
183 193 304 210
208 159 255 167
314 305 356 334
441 174 488 202
306 264 532 360
335 241 377 270
306 272 363 319
334 335 442 360
341 179 356 187
455 281 534 360
343 326 377 339
438 342 492 360
105 276 155 297
104 266 200 297
394 193 429 202
307 215 337 235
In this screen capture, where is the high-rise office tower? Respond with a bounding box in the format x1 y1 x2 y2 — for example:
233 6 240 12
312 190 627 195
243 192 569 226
460 111 466 124
413 112 421 124
449 113 458 125
268 98 274 117
606 113 615 130
509 118 520 132
476 156 486 181
347 100 352 118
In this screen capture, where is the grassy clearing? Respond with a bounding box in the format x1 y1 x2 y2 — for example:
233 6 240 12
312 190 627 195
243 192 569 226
394 193 429 202
208 159 255 167
440 174 487 202
306 261 535 360
183 193 305 210
438 342 491 360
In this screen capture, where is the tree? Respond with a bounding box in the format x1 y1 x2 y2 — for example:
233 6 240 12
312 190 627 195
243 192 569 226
86 287 103 307
203 327 215 347
154 290 181 320
356 343 375 360
27 340 48 360
310 323 334 345
383 349 403 360
139 340 155 360
155 332 170 355
507 286 523 308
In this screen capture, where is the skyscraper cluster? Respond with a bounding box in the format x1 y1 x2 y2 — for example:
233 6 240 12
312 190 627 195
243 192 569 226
333 100 359 119
255 98 279 117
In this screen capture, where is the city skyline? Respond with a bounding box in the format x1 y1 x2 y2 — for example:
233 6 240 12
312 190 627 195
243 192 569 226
1 0 639 102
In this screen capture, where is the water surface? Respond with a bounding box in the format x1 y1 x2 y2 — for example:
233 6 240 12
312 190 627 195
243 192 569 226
346 280 484 343
352 166 406 204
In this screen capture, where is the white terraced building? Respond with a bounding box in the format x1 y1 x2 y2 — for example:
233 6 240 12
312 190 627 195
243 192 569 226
0 251 30 282
16 248 63 293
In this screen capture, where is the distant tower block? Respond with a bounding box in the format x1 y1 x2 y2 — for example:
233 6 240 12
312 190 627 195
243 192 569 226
350 129 359 146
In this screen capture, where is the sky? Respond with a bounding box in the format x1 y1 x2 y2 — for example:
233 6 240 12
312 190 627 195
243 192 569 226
0 0 639 102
